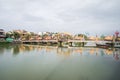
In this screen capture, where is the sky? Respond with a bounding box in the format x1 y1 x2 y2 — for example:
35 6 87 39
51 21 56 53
0 0 120 36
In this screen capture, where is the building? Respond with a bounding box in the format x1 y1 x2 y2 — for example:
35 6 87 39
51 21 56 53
104 36 113 41
0 29 5 38
0 29 6 41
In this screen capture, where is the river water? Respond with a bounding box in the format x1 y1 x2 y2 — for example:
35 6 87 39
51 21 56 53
0 44 120 80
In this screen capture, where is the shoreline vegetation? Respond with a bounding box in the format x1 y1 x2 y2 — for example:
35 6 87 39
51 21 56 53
0 29 120 48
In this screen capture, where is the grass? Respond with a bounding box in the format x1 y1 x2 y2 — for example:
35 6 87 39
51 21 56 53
0 42 11 46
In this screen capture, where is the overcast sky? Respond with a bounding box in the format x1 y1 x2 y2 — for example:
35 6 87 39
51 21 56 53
0 0 120 35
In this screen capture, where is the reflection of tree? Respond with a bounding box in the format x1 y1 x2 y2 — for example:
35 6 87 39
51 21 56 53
13 45 20 55
36 46 42 51
89 48 95 55
100 50 105 56
74 48 83 55
0 47 5 54
105 49 113 55
24 45 34 52
57 48 71 57
95 48 99 56
10 45 119 59
0 44 14 54
45 47 52 53
12 45 35 54
28 45 34 51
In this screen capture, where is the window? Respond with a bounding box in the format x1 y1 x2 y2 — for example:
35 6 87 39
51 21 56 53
0 32 3 35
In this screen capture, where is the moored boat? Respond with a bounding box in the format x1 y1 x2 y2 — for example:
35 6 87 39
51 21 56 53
96 43 110 48
96 42 120 48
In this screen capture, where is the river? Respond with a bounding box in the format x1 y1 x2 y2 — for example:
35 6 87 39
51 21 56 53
0 44 120 80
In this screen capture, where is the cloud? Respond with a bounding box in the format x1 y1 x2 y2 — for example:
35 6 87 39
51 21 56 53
0 0 120 35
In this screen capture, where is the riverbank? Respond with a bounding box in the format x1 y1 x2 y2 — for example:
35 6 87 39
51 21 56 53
0 42 11 45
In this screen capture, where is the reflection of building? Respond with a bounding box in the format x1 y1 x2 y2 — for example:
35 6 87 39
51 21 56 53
113 48 120 60
45 46 52 52
6 44 119 60
113 53 119 60
89 48 95 55
57 48 71 56
74 48 83 55
105 49 113 55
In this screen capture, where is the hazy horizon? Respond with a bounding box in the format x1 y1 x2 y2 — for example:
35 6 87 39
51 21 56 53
0 0 120 36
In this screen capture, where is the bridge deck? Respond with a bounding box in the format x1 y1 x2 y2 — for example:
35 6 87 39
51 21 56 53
22 40 112 43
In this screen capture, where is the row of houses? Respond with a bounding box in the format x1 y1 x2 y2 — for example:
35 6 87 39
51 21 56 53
0 29 120 41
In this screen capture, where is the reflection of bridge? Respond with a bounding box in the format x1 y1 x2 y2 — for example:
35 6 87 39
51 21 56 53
18 45 116 57
22 40 112 47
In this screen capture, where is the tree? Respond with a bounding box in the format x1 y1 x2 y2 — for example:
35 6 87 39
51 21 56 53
13 31 21 39
6 31 13 38
24 32 31 40
100 35 105 40
74 34 87 40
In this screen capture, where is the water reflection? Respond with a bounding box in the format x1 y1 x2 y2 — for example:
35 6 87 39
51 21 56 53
113 48 120 61
0 45 13 55
0 45 120 80
0 44 120 61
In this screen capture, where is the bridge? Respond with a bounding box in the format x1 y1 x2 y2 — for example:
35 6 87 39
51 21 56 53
67 40 111 43
22 39 112 47
22 40 111 43
22 40 58 43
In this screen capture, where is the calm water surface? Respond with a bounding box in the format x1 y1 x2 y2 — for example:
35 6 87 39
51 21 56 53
0 44 120 80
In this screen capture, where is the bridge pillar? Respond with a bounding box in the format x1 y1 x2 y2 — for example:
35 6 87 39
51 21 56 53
82 42 85 47
69 42 73 47
58 40 63 47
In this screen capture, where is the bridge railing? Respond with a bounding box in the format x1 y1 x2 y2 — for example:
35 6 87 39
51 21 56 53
22 39 112 43
22 40 58 43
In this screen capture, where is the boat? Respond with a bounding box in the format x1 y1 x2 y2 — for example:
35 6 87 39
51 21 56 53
96 41 120 48
96 41 113 48
96 43 110 48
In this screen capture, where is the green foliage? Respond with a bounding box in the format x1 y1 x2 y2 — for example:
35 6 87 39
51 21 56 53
6 31 13 38
24 34 31 40
13 31 21 39
74 42 83 46
100 35 105 40
76 34 87 40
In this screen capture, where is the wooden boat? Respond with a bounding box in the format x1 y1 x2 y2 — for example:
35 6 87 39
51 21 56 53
96 41 120 48
96 43 110 48
96 42 113 48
